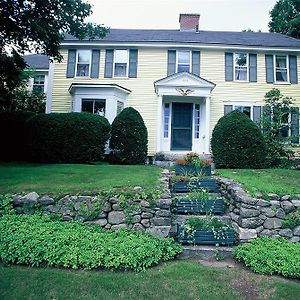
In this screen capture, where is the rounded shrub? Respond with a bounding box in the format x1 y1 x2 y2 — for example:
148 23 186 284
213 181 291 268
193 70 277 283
0 111 35 161
211 110 267 168
27 112 110 163
109 107 148 164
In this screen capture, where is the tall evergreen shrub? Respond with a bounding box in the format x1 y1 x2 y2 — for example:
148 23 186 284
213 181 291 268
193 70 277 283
109 107 148 164
211 110 267 168
27 112 110 163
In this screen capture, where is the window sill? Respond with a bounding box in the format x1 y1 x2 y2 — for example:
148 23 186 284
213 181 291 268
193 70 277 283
274 82 291 85
74 76 91 80
233 80 249 83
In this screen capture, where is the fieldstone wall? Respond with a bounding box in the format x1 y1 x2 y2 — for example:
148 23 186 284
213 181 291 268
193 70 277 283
217 177 300 243
12 170 172 238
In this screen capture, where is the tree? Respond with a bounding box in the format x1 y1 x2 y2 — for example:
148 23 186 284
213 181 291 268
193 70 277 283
269 0 300 39
0 0 108 111
261 88 298 166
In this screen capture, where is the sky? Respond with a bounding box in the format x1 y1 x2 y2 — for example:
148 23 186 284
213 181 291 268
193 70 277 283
86 0 278 32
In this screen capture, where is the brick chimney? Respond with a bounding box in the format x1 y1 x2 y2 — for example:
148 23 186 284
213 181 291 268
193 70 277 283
179 14 200 31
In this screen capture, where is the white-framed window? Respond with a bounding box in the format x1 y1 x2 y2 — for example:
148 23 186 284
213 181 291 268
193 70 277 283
234 53 248 81
177 50 191 73
163 103 170 138
280 110 291 138
32 75 45 93
82 99 106 116
76 50 91 77
194 104 200 139
274 55 289 83
234 105 252 119
114 49 129 77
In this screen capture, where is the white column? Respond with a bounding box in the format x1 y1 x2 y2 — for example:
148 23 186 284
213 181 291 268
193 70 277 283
205 96 211 154
156 95 163 152
46 59 55 113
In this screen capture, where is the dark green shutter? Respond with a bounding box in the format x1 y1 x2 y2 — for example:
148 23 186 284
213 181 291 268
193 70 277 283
253 106 262 125
104 49 114 78
66 49 76 78
249 54 257 82
289 55 298 84
167 50 176 76
224 105 233 115
265 55 274 83
262 105 272 132
129 49 138 78
225 53 233 81
291 107 299 144
90 50 100 78
192 51 200 76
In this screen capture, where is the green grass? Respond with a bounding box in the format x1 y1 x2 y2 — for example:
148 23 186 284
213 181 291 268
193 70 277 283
217 169 300 198
0 163 161 195
0 261 299 300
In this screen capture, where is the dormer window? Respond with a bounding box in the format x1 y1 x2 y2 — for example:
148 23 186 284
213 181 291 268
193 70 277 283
177 51 191 73
76 50 91 77
234 53 248 81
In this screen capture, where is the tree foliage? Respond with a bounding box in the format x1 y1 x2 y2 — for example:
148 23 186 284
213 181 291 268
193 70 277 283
269 0 300 39
0 0 108 111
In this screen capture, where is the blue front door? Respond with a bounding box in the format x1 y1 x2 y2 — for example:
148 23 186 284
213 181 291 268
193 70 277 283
171 102 193 150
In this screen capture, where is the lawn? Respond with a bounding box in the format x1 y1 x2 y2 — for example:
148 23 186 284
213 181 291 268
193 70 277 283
0 261 299 300
217 169 300 198
0 163 161 195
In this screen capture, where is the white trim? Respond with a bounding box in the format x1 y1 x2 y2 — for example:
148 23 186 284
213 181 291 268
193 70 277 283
156 95 163 152
205 97 210 154
61 42 300 53
113 49 129 78
46 60 54 113
75 49 92 78
69 84 131 94
233 53 249 82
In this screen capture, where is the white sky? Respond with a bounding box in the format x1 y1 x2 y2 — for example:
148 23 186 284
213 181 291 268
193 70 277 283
87 0 278 32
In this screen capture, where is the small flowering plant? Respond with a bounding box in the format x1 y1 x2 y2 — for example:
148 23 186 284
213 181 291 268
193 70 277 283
175 152 212 168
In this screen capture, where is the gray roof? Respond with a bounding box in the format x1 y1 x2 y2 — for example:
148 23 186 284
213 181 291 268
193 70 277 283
63 29 300 48
23 54 49 70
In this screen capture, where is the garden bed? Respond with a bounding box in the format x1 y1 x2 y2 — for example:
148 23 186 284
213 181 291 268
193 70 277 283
175 164 211 176
175 198 225 214
173 178 217 193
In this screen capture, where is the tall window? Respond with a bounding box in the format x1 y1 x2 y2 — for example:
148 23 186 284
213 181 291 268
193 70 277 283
114 50 128 77
76 50 91 77
32 75 45 93
163 103 170 138
117 101 124 115
82 99 106 116
275 55 288 82
194 104 200 138
177 51 191 73
234 53 248 81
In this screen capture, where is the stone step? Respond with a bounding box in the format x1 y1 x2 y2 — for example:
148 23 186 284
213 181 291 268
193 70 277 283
178 245 235 260
172 192 222 199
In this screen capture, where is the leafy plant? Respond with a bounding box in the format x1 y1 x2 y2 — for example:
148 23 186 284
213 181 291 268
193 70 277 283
0 214 182 272
0 194 14 216
282 208 300 229
234 237 300 278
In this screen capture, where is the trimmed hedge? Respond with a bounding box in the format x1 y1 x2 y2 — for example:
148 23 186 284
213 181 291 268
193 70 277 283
234 237 300 278
109 107 148 164
0 214 182 271
0 111 35 161
27 112 110 163
211 110 267 168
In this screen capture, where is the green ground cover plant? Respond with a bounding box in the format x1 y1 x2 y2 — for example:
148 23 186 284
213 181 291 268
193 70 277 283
0 214 181 272
282 208 300 229
234 237 300 278
217 169 300 198
1 261 299 300
0 163 161 195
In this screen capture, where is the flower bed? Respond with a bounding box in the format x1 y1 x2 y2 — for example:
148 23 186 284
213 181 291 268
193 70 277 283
175 198 225 214
173 178 217 193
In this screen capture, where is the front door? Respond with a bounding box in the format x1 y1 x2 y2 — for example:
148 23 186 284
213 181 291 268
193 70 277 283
171 102 193 150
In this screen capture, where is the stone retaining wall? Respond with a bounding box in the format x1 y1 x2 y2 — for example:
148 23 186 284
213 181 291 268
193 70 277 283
217 177 300 243
12 170 172 238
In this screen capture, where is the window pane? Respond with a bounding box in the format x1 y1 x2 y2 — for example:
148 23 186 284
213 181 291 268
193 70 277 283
78 50 90 63
114 63 127 76
34 75 45 84
235 53 247 66
32 85 44 94
235 67 247 80
82 100 94 113
235 106 251 118
115 50 128 63
276 70 287 82
94 100 105 116
178 51 190 64
76 64 90 77
164 103 170 138
276 56 287 68
178 64 190 73
194 104 200 139
117 101 124 115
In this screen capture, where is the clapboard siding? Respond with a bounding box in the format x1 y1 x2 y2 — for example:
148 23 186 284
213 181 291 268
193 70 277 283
51 48 300 155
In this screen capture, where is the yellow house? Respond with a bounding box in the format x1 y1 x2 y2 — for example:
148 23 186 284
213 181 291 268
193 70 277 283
46 14 300 156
